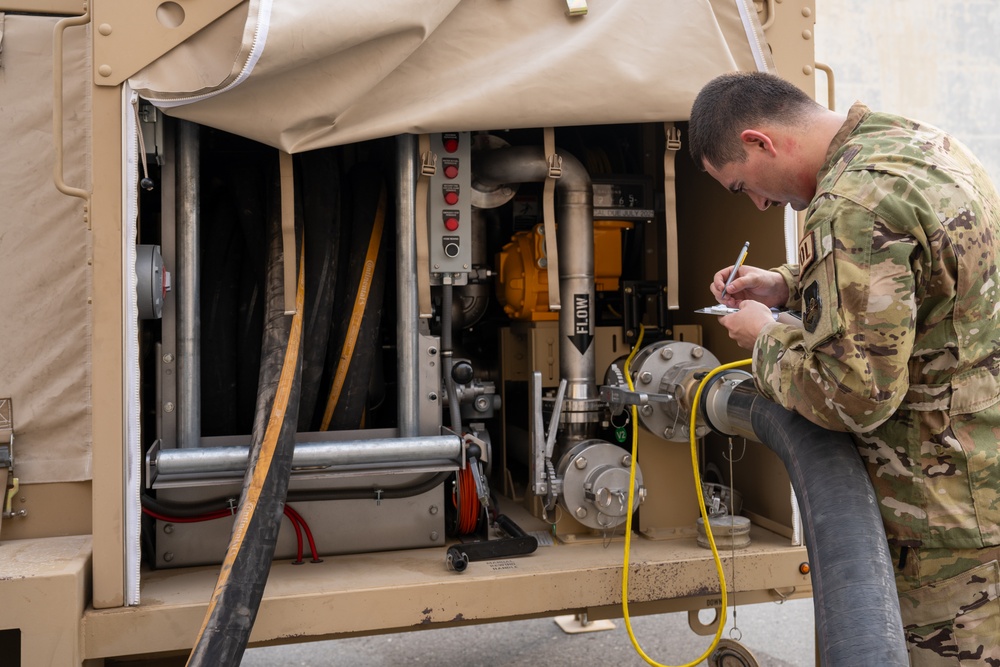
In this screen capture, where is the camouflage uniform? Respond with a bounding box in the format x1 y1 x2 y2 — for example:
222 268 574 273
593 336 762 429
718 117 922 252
753 103 1000 665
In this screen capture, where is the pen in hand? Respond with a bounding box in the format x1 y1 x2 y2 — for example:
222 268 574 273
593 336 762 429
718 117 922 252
720 241 750 299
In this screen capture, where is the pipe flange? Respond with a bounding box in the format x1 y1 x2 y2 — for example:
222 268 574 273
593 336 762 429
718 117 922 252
628 341 721 442
556 439 644 530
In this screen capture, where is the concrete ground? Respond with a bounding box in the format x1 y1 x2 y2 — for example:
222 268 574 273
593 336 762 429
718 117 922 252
241 597 815 666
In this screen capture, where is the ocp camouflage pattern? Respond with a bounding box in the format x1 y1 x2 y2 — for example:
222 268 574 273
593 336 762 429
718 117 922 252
753 103 1000 553
894 547 1000 666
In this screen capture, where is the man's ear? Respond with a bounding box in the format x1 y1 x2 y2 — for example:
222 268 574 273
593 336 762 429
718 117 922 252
740 130 777 157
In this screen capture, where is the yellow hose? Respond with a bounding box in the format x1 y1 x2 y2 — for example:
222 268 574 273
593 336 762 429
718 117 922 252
620 324 751 666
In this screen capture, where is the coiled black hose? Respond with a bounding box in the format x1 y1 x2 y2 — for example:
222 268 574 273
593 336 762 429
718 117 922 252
318 165 387 430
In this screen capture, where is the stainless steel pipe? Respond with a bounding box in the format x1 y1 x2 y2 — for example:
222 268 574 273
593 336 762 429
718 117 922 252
176 121 201 448
152 434 463 477
396 135 421 437
474 146 596 404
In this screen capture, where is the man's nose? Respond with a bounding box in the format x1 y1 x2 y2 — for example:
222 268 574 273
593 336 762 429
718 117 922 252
747 192 770 210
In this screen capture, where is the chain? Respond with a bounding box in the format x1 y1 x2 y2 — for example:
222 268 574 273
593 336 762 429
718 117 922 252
728 436 742 642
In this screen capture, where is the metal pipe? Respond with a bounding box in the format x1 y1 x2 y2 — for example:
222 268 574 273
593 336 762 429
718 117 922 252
396 135 420 437
153 434 463 476
176 121 201 448
474 147 595 403
440 284 463 433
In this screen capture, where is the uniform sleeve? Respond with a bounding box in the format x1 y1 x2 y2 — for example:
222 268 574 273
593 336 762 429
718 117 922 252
771 264 802 306
752 196 918 433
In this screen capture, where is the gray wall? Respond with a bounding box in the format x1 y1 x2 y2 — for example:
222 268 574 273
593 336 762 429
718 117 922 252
813 0 1000 186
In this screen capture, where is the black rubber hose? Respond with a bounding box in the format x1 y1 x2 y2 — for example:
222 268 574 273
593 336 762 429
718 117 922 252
187 170 305 667
295 149 340 431
318 165 387 430
729 383 908 666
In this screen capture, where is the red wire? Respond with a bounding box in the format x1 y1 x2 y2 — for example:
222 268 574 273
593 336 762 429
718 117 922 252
451 467 481 535
284 505 320 562
283 507 304 564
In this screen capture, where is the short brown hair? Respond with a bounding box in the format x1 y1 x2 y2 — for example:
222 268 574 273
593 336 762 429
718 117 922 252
688 71 817 170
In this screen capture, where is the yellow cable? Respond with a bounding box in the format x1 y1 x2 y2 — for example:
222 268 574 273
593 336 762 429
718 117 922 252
620 323 751 666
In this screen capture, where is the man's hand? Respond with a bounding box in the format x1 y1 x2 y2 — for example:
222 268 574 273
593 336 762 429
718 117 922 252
719 301 775 350
710 264 789 309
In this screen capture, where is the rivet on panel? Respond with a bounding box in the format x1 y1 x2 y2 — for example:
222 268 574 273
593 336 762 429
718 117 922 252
803 65 814 76
801 29 813 40
801 7 812 16
98 23 113 36
98 64 113 78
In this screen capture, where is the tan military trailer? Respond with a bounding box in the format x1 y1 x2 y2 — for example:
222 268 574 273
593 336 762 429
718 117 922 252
0 1 904 665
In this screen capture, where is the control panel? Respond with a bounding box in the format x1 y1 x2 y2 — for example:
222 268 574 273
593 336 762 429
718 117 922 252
428 132 471 284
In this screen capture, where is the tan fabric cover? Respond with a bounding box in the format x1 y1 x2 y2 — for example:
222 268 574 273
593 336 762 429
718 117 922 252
0 16 93 483
130 0 771 152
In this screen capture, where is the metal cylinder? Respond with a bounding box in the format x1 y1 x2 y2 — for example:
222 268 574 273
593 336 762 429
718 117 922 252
153 434 463 477
701 370 761 441
396 135 420 437
701 373 756 439
176 121 200 448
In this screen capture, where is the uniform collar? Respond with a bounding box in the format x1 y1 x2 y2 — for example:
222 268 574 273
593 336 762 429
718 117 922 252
822 102 870 167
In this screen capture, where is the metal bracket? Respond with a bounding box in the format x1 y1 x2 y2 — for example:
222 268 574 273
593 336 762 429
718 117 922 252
529 372 568 501
0 399 22 525
529 372 547 496
93 0 243 86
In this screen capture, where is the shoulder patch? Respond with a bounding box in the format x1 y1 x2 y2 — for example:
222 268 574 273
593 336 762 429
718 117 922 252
798 231 816 272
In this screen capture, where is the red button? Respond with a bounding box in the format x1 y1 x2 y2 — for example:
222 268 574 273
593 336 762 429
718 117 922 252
443 190 459 205
444 164 459 179
443 137 459 153
444 217 460 231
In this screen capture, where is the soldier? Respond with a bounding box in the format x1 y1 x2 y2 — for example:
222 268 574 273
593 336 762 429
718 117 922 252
689 71 1000 665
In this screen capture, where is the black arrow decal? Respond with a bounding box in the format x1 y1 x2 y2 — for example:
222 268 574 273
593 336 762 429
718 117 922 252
568 293 593 355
